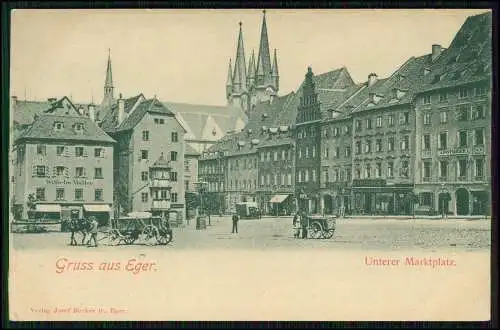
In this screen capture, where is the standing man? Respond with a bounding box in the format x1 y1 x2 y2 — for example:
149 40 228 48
300 211 308 239
87 216 99 247
232 213 239 234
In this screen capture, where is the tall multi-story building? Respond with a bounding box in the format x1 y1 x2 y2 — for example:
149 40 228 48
226 10 280 116
414 12 492 216
12 96 115 224
100 94 187 221
198 150 227 214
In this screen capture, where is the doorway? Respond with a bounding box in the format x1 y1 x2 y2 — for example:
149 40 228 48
455 188 469 215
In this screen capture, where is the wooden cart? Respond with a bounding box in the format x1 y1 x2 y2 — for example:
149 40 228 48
107 214 173 245
305 215 336 239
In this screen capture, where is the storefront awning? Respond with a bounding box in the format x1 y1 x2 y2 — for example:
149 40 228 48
83 204 111 212
269 194 290 204
35 204 62 213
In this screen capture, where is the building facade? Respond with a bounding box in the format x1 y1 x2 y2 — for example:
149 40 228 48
197 150 227 215
12 96 115 225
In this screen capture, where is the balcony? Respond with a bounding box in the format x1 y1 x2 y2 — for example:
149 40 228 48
421 150 432 158
150 179 172 188
472 145 485 154
422 177 431 182
457 176 467 182
151 199 171 210
438 148 468 156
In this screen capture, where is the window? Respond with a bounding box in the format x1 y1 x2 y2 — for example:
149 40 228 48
312 169 316 182
312 147 316 158
324 148 329 159
387 162 394 178
423 113 432 125
287 173 292 185
364 165 371 178
439 93 448 102
36 188 46 201
474 129 484 146
423 95 431 104
142 130 149 141
75 147 84 157
141 192 148 203
74 188 83 201
73 123 84 133
334 127 340 136
267 152 271 161
365 118 372 129
439 161 448 179
364 140 371 153
154 118 159 124
375 163 382 178
75 167 85 178
56 146 65 156
423 161 431 179
475 159 484 178
355 120 362 131
37 145 46 155
170 171 178 182
475 86 487 96
56 166 66 177
36 165 47 177
458 130 468 147
423 134 431 150
171 193 178 203
304 170 309 182
388 137 395 151
94 148 104 158
355 141 361 154
305 147 309 158
184 160 190 171
56 188 65 200
170 151 178 161
473 105 485 119
141 171 148 181
334 147 340 158
282 150 286 160
401 136 409 151
95 168 103 179
401 161 409 178
459 87 469 99
324 169 329 183
345 147 351 157
141 150 148 160
440 111 448 124
334 169 339 181
439 132 447 150
420 192 433 206
260 153 265 162
457 105 469 121
323 129 329 138
355 168 361 179
54 122 64 131
95 189 103 201
274 151 278 161
375 116 382 128
400 112 410 125
457 159 467 178
376 139 382 152
171 132 178 142
344 126 351 135
346 168 352 181
388 115 394 126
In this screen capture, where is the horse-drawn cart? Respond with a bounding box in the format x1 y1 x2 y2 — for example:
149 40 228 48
304 214 336 239
107 212 173 245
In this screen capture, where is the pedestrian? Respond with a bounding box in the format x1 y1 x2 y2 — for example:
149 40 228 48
293 212 301 238
87 216 99 247
300 211 308 239
340 204 345 218
69 218 79 246
232 213 239 234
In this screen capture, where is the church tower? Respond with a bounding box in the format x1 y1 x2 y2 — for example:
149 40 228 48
226 10 280 115
101 49 115 111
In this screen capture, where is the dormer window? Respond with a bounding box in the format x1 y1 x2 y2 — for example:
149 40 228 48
423 68 431 76
73 123 84 133
54 121 64 131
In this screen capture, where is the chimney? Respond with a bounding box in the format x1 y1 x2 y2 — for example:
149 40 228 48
367 73 378 87
117 94 125 125
88 104 96 122
432 44 442 62
78 105 85 115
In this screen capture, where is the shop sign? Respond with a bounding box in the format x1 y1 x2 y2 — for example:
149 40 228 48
46 178 94 186
352 179 386 187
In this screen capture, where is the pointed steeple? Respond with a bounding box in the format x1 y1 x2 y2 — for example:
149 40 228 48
247 49 256 87
104 48 114 97
256 10 272 87
226 59 233 98
232 22 247 93
271 48 279 91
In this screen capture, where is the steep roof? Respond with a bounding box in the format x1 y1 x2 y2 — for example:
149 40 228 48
116 98 175 133
15 113 115 144
185 143 201 157
99 94 150 132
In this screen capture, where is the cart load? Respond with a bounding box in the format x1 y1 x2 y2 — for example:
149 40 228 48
304 214 336 239
107 212 173 245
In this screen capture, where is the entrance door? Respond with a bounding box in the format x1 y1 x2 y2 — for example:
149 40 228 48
471 191 488 215
438 193 450 215
324 195 333 215
456 188 469 216
364 193 372 214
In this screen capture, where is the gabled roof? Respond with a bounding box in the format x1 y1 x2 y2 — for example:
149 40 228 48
151 153 172 169
116 98 175 132
15 113 115 144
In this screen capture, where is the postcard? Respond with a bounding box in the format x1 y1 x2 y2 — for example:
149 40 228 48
8 8 492 321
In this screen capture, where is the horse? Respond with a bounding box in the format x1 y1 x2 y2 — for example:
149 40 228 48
69 218 91 246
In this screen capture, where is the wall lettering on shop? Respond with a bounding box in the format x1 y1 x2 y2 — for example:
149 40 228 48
46 178 94 186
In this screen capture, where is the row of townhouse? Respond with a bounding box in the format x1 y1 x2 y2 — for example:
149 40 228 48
199 11 492 217
10 94 192 225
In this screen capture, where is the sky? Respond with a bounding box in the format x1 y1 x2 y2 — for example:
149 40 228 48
10 8 490 106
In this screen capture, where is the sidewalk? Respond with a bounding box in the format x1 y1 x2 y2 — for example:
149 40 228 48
343 215 490 221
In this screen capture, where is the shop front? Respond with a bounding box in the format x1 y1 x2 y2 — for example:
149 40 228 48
323 183 351 215
269 194 294 216
352 179 414 215
296 188 320 214
34 204 62 220
83 204 112 226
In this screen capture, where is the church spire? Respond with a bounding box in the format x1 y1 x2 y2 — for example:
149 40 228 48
271 48 279 91
256 10 272 86
247 49 256 87
226 58 233 97
104 48 114 98
232 21 247 93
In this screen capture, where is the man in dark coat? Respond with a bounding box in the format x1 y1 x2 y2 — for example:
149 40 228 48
232 213 239 234
87 216 99 247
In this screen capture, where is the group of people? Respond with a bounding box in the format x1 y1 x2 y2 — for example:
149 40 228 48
69 216 99 247
293 211 309 239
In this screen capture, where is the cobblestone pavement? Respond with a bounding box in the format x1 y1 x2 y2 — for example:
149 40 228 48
11 216 491 252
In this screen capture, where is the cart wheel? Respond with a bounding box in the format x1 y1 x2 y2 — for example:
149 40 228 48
108 229 120 245
124 236 136 245
310 221 323 239
323 229 335 239
157 231 173 245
